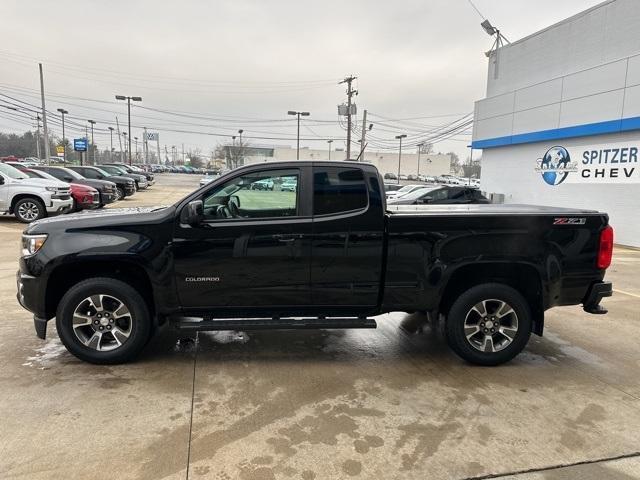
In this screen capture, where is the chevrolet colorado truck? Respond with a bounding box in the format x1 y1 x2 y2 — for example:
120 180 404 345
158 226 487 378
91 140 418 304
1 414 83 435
16 161 613 365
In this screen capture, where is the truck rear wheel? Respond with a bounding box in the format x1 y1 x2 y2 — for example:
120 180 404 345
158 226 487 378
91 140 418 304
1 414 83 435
55 277 151 364
445 283 531 366
14 197 46 223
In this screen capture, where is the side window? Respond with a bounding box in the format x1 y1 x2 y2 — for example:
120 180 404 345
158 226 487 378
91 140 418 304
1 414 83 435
313 167 367 216
449 188 467 200
424 188 448 202
202 168 299 220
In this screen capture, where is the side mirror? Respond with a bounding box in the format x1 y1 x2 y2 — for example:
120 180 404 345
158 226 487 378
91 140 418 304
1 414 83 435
0 176 4 185
183 200 204 225
64 176 73 182
417 196 432 204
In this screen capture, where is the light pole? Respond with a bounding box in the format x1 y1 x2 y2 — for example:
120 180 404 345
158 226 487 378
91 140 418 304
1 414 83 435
134 136 139 161
108 127 115 160
327 139 333 160
417 142 424 180
287 110 310 160
395 134 407 184
238 129 244 165
122 132 128 159
115 95 142 165
57 108 68 162
88 120 96 164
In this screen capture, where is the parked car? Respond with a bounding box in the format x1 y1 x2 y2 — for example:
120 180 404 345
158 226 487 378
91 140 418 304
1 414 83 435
385 184 428 199
99 165 148 190
67 166 136 200
0 162 72 222
387 185 491 205
19 168 100 211
103 163 155 185
384 172 397 180
17 161 613 366
199 173 220 187
32 166 118 207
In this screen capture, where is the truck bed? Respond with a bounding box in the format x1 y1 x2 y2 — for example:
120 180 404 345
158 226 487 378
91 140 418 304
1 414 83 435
386 203 602 216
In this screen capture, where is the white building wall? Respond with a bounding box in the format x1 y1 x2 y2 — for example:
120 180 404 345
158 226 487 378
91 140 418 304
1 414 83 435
243 148 452 177
481 130 639 246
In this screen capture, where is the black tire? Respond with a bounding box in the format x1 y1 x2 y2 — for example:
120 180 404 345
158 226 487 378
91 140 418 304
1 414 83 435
56 277 151 364
14 197 46 223
445 283 531 366
115 187 125 201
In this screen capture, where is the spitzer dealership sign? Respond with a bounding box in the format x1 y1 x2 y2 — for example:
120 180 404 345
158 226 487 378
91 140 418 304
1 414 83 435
536 144 640 185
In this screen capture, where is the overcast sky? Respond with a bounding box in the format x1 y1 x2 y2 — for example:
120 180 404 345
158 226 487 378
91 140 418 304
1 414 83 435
0 0 603 160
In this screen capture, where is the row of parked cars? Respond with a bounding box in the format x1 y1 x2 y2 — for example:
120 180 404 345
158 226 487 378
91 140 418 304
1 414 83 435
0 161 154 223
138 163 218 175
384 182 489 205
384 172 480 187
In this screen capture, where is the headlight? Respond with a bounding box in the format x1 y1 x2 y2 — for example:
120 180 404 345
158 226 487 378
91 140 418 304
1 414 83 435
21 234 48 256
45 187 57 192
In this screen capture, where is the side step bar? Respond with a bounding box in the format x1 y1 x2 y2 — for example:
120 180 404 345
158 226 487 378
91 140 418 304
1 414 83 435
175 317 377 331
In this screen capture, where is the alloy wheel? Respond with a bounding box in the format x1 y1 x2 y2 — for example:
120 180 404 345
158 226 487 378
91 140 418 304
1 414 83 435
71 294 133 351
463 299 519 353
17 201 40 221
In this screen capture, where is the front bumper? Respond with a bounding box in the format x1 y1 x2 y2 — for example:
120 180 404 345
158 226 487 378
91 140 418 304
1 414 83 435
45 197 73 214
17 269 48 338
124 184 136 196
100 191 117 205
583 281 613 314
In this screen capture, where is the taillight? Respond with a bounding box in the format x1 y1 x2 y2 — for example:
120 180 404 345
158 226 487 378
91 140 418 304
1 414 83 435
597 225 613 269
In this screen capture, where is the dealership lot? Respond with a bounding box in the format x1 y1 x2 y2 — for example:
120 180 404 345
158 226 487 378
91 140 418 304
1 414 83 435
0 173 638 480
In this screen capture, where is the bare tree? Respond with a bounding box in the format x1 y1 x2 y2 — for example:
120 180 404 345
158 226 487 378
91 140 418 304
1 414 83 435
448 151 462 174
187 147 205 168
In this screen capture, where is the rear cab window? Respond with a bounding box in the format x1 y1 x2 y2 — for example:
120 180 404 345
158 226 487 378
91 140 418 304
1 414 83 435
313 167 368 216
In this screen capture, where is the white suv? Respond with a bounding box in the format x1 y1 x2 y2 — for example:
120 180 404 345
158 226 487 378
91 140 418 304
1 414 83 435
0 163 73 223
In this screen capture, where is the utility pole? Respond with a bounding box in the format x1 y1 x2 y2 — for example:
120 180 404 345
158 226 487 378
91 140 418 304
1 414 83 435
156 136 161 165
88 120 96 164
359 109 368 161
182 143 185 165
327 139 333 160
395 134 407 184
417 142 424 179
35 115 42 160
116 117 124 162
39 63 51 163
57 109 68 162
339 75 357 160
143 127 149 164
85 125 89 166
108 127 115 161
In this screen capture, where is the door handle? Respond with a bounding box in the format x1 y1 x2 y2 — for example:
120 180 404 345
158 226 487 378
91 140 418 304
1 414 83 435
272 234 297 243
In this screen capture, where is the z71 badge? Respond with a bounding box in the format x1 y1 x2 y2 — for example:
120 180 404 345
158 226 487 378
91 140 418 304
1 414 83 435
553 217 586 225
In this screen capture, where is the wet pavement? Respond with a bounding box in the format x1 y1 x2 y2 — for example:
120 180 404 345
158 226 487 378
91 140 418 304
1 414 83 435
0 174 639 479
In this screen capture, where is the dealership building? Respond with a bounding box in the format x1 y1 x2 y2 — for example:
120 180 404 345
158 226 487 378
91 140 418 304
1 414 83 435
472 0 640 247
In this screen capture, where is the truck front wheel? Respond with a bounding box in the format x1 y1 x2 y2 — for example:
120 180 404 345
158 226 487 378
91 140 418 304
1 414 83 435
14 197 46 223
445 283 531 366
56 278 151 364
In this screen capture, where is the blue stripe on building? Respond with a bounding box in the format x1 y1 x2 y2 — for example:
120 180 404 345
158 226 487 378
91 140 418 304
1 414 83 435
472 116 640 149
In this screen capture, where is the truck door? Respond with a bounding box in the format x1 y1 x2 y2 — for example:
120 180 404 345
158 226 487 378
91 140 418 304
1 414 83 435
172 166 312 310
311 165 385 310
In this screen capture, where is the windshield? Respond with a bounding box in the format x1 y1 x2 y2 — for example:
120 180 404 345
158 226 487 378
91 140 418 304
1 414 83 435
25 170 58 181
92 167 111 176
102 165 127 175
396 185 418 193
58 168 84 180
0 162 28 179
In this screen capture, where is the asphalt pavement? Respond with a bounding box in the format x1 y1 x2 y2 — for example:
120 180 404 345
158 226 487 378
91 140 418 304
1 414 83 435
0 173 638 480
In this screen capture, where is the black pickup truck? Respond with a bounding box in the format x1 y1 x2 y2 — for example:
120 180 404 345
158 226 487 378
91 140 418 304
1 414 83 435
16 161 613 365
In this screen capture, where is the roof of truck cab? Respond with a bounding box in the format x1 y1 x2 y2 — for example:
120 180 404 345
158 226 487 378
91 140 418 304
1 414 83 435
387 204 603 215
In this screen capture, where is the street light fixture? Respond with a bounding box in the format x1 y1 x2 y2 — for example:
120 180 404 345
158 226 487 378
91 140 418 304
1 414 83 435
88 120 96 164
115 95 142 165
395 134 407 184
327 139 333 160
287 110 310 160
57 108 68 163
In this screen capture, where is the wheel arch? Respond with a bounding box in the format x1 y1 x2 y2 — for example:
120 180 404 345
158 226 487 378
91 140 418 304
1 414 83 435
439 262 545 336
10 194 46 213
45 260 156 324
